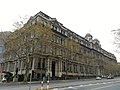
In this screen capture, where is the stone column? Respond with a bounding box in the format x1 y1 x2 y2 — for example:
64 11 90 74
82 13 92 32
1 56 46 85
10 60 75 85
0 63 2 80
47 58 50 72
83 65 86 76
30 57 35 79
7 62 10 72
46 58 50 80
20 60 23 74
4 63 7 71
60 61 62 72
58 60 62 77
13 61 17 82
18 60 20 71
97 66 100 76
32 58 35 70
41 58 43 70
49 60 52 77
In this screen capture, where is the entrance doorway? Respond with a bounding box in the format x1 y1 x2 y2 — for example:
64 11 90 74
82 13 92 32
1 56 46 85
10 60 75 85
52 61 55 77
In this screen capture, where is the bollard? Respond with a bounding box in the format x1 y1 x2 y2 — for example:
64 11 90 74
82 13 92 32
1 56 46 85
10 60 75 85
46 80 50 90
41 81 44 90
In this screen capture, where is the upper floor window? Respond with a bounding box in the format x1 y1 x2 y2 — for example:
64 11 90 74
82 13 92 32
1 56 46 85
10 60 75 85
65 31 68 36
57 28 61 33
0 46 3 53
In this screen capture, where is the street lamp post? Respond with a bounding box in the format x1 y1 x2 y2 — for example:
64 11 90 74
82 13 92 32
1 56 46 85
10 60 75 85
0 63 2 80
29 58 35 90
29 70 33 90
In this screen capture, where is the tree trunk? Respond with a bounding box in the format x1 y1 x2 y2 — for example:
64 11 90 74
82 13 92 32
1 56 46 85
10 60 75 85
24 64 29 82
24 55 30 82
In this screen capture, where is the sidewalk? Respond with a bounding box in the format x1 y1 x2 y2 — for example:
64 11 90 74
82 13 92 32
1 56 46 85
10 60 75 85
0 78 95 89
0 78 88 85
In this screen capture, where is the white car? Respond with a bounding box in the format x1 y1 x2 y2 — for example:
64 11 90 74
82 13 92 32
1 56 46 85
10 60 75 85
2 77 6 82
96 77 101 80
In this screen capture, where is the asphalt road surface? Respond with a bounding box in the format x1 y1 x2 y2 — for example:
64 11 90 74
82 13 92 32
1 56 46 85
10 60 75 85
55 80 120 90
0 77 120 90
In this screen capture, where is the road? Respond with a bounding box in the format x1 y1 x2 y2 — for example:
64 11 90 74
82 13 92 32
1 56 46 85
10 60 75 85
57 80 120 90
0 78 120 90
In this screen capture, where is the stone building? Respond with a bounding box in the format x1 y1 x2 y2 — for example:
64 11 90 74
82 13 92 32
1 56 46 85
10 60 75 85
0 31 11 80
0 11 117 81
0 40 4 62
0 39 4 80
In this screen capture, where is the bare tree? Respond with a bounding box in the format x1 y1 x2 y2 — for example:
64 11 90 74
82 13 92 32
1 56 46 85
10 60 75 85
12 15 29 31
0 31 11 42
112 29 120 53
4 22 55 82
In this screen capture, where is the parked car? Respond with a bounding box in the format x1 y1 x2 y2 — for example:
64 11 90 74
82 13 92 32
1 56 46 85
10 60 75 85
107 76 114 79
2 77 6 82
96 77 101 80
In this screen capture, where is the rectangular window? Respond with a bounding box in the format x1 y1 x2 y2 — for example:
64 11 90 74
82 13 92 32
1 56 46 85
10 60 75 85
38 59 41 69
62 62 65 72
42 58 45 69
0 46 3 53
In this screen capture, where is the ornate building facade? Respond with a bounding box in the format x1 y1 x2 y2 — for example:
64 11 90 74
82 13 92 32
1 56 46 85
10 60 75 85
0 11 117 81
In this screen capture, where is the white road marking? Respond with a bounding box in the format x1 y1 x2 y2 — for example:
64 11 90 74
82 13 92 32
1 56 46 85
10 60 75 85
53 80 120 90
53 88 59 90
91 83 120 90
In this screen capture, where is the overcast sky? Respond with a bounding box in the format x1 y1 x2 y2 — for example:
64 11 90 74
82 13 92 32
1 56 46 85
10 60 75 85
0 0 120 61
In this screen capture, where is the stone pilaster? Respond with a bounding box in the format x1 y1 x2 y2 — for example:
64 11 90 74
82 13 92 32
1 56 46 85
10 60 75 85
19 60 23 74
7 62 10 72
58 60 62 77
46 58 50 78
32 57 35 70
41 58 43 70
13 61 17 82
